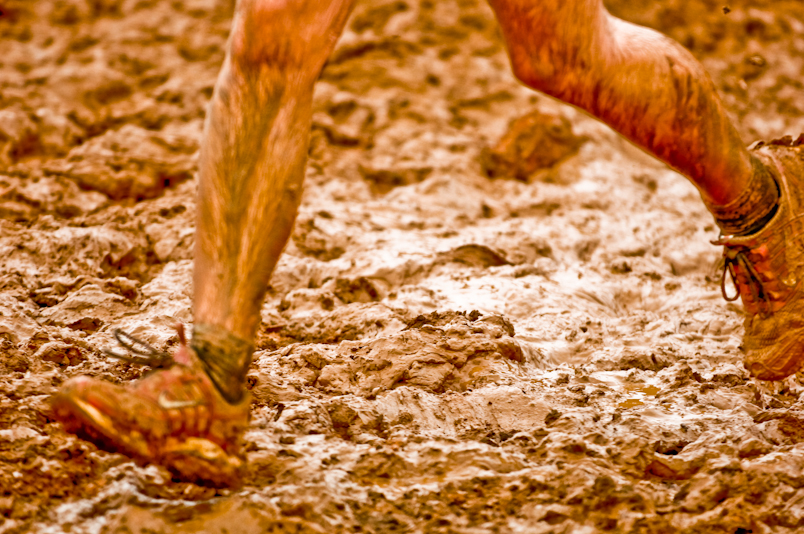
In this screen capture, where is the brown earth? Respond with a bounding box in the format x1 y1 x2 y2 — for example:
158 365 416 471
2 0 804 532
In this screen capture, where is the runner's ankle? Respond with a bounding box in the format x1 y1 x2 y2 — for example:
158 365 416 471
191 323 253 404
707 155 780 236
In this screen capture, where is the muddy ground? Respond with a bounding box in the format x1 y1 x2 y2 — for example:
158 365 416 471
2 0 804 532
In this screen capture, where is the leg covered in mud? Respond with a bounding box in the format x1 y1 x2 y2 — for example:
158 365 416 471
488 0 804 382
487 0 778 236
193 0 356 403
51 0 356 486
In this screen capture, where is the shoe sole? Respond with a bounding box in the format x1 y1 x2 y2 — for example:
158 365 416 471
745 328 804 381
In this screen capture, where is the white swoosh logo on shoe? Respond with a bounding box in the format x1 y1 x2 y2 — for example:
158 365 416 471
158 392 202 410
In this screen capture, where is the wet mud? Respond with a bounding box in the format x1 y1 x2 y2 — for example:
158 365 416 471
2 0 804 532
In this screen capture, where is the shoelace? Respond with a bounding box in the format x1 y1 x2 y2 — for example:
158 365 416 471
103 328 176 368
713 237 774 314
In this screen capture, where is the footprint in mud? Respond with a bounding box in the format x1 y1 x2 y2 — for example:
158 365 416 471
315 311 524 395
252 311 529 399
248 311 552 441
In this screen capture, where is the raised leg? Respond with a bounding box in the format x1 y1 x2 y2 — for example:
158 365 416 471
192 0 356 402
487 0 779 236
486 0 804 383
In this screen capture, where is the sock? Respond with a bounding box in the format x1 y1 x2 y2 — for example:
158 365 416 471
191 323 254 404
705 155 780 236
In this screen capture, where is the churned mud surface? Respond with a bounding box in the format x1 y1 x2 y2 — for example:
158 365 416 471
2 0 804 532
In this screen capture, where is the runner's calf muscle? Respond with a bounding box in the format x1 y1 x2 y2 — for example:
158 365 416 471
488 0 753 206
230 0 356 80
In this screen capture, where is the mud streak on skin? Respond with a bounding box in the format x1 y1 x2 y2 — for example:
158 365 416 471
193 0 357 342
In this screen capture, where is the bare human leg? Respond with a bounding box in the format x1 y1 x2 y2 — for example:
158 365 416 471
487 0 779 237
488 0 804 382
192 0 356 403
51 0 356 485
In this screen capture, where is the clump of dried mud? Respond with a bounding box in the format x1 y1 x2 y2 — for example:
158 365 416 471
2 0 804 533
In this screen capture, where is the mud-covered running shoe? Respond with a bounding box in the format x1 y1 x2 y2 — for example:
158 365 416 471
50 326 250 487
715 136 804 381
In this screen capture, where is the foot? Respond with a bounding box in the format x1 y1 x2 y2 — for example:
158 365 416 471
715 136 804 381
50 327 250 487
